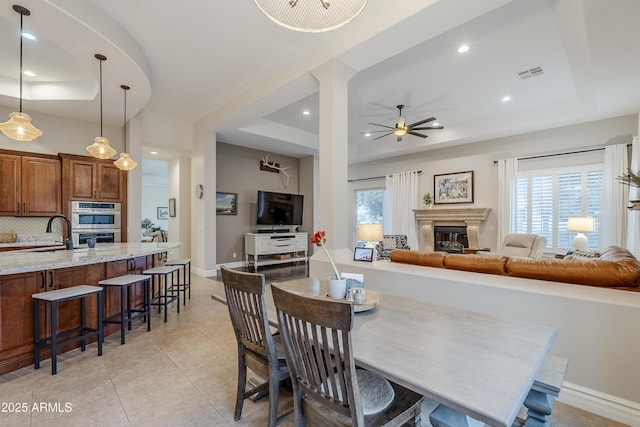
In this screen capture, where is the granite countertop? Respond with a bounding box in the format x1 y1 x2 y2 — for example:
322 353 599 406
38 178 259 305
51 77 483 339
0 242 181 275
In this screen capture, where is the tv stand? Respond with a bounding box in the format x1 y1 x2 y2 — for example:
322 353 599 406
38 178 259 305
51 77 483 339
245 232 308 272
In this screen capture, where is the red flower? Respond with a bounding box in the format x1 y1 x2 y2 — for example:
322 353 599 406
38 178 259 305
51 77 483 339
310 230 341 280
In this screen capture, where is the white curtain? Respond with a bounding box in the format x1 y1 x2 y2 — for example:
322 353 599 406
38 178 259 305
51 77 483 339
496 158 518 247
384 171 420 249
601 144 628 248
627 136 640 255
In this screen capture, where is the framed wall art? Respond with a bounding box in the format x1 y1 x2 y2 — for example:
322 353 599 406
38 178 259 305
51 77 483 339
216 192 238 215
157 206 169 219
169 198 176 217
434 171 474 204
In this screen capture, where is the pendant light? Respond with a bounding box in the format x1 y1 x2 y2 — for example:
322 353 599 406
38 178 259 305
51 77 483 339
0 5 42 142
86 54 117 159
114 85 138 171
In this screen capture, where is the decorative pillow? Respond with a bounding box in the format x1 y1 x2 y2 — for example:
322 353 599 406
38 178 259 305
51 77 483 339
564 249 601 261
383 237 396 250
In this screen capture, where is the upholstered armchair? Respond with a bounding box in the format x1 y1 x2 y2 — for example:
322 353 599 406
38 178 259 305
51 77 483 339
497 233 547 259
375 234 410 260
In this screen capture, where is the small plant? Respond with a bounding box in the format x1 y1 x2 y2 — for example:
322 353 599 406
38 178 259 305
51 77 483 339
423 193 433 206
141 218 155 230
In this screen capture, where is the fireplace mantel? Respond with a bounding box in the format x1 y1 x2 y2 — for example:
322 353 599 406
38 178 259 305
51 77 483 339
413 207 491 252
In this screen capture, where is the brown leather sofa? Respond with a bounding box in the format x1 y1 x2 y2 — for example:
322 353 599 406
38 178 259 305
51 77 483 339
389 245 640 291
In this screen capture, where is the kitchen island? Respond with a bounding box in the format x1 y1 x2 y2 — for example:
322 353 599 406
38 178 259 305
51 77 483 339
0 242 181 374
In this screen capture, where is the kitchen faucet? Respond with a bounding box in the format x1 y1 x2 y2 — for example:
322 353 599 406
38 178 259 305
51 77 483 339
46 214 74 250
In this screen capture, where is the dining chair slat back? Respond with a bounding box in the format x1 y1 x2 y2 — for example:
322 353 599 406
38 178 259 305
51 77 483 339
271 284 423 427
221 266 289 427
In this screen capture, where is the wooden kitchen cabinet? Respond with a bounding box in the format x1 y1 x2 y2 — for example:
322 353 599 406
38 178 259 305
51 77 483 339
60 153 127 203
0 150 61 217
0 272 39 373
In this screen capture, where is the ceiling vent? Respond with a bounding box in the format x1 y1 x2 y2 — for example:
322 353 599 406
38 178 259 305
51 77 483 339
518 66 544 79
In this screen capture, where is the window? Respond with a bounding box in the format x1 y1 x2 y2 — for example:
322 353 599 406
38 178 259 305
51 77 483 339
517 165 602 253
355 189 384 245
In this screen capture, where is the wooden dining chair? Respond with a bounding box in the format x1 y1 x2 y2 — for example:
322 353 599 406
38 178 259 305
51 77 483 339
220 266 290 427
271 284 423 427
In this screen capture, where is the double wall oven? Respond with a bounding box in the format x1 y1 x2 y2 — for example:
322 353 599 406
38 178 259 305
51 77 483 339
71 201 121 246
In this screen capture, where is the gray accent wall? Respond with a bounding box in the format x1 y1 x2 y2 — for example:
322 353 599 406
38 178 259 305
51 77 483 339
216 142 309 263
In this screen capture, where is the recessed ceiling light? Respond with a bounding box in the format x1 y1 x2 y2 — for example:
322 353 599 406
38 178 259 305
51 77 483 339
431 122 439 127
501 95 512 102
364 132 371 137
23 70 35 77
22 32 36 40
302 110 310 116
150 151 158 155
457 44 470 54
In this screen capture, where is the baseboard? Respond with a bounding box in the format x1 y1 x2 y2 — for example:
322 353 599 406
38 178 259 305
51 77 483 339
559 381 640 426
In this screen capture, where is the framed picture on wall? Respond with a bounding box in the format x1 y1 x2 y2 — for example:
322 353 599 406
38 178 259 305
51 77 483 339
169 198 176 217
216 192 238 215
434 171 474 204
157 206 169 219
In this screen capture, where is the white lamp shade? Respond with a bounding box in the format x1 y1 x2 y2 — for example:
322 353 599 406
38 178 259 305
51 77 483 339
357 223 383 242
567 217 594 233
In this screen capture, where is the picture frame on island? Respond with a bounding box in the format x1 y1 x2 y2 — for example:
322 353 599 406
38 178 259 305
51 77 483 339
353 247 374 262
434 170 474 204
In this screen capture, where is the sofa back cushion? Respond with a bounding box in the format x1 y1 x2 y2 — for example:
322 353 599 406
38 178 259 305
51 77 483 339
444 253 508 275
389 249 446 268
506 247 640 288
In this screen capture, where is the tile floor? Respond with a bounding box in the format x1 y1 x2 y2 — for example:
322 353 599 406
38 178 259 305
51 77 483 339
0 272 628 427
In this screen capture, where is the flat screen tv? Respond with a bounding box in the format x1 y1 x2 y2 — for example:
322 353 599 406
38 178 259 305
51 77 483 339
256 190 303 226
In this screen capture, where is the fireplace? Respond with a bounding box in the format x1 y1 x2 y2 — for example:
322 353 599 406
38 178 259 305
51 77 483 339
413 207 491 252
434 226 468 253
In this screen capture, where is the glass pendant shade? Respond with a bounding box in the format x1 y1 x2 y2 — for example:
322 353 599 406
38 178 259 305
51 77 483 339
113 152 137 171
0 112 42 141
254 0 367 33
87 136 117 159
114 84 137 171
0 5 42 142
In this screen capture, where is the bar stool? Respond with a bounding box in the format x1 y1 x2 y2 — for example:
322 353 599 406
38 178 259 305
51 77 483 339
143 265 180 322
98 274 151 344
165 259 191 305
33 285 104 375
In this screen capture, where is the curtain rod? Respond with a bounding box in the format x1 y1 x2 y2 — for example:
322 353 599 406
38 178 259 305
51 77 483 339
493 145 634 164
348 170 422 183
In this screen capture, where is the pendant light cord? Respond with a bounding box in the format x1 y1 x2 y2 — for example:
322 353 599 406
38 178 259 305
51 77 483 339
99 58 103 136
122 85 128 152
18 11 23 113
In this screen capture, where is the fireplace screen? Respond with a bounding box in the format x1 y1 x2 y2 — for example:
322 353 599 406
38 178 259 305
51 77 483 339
434 226 468 253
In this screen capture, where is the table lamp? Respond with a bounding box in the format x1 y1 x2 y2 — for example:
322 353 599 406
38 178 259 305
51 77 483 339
357 223 383 249
567 217 594 251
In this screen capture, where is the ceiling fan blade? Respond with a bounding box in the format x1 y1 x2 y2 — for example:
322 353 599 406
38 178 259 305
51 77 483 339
363 129 399 134
407 117 436 128
412 126 444 130
373 131 394 141
368 123 397 130
407 131 428 138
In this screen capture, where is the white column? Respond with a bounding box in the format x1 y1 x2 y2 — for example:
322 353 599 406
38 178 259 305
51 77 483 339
191 124 217 276
311 60 356 250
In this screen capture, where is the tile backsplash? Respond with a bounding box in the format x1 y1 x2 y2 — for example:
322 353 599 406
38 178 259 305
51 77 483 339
0 217 62 238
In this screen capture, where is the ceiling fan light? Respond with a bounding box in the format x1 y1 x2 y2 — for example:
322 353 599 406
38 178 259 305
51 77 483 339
394 128 407 136
0 112 42 141
114 152 137 170
86 136 117 159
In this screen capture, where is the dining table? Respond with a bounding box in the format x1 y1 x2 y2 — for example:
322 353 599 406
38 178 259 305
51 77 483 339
211 277 558 427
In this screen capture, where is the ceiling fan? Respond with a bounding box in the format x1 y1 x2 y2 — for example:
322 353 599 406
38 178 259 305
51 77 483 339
367 105 443 142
